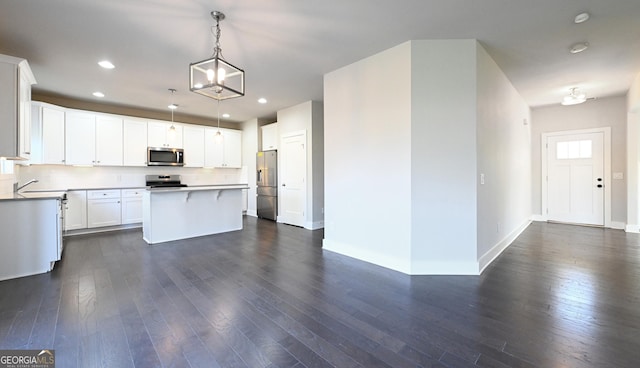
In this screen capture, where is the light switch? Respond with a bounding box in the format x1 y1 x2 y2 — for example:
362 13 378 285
613 172 624 180
480 173 485 185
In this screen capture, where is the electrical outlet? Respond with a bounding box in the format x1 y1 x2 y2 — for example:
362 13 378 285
613 172 624 180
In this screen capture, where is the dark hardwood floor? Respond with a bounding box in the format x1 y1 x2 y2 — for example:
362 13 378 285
1 218 639 367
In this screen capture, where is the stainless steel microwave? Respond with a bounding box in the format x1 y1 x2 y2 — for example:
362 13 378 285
147 147 184 166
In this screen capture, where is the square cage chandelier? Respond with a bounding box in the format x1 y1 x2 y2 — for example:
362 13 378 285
189 11 245 100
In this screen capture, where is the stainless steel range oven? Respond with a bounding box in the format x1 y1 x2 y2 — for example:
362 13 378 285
145 175 188 188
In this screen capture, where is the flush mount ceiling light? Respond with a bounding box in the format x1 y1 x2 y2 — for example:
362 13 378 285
98 60 115 69
258 98 267 104
92 91 105 97
574 12 590 24
570 42 589 54
561 87 587 105
190 11 245 100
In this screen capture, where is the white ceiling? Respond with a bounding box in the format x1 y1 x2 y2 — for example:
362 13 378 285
1 0 639 123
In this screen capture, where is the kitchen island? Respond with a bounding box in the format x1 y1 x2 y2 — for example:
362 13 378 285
0 192 65 281
142 184 249 244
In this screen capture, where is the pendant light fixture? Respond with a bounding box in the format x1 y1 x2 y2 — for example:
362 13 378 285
561 87 587 106
215 98 223 142
168 88 177 131
190 11 245 100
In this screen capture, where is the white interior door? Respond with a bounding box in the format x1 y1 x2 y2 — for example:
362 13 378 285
280 131 307 227
547 132 604 225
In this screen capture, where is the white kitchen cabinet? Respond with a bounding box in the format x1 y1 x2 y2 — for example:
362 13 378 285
30 102 66 165
204 128 242 168
0 54 36 160
148 121 183 148
261 123 278 151
121 188 144 224
65 190 87 230
183 125 205 167
65 111 95 165
87 190 121 228
123 118 148 166
66 111 123 166
95 115 123 165
41 106 66 164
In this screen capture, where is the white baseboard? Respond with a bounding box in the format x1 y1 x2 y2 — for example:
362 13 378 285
478 219 531 274
610 221 625 230
409 260 480 275
625 224 640 233
323 239 480 275
305 220 324 230
323 239 412 274
531 214 547 222
246 210 257 217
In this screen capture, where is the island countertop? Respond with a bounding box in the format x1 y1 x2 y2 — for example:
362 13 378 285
147 184 249 193
0 191 67 202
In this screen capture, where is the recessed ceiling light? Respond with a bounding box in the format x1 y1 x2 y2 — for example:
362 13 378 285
258 98 267 104
92 91 105 98
98 60 115 69
168 104 178 110
222 113 230 118
574 12 590 24
570 42 589 54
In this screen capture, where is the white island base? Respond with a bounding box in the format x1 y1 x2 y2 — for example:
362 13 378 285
142 185 248 245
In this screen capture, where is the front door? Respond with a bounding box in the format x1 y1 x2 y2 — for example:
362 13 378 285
546 131 604 225
279 131 307 227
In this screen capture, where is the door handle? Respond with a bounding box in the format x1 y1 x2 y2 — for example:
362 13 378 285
597 184 603 188
597 178 602 181
282 183 286 187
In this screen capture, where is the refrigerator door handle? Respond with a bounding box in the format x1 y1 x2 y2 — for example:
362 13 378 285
257 169 262 183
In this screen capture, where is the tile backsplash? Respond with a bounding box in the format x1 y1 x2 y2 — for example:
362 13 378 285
17 164 245 190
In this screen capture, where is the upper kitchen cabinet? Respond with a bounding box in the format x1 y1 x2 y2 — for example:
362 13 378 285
30 102 66 165
148 121 183 148
261 123 278 151
204 128 242 168
66 111 123 166
183 125 205 167
0 54 36 160
123 118 148 166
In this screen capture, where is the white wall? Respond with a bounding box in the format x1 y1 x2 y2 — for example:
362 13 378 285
324 39 533 275
626 72 640 231
409 40 479 274
17 165 243 190
311 103 325 225
324 42 414 273
531 96 627 224
277 100 324 230
242 118 259 216
0 160 16 194
474 44 532 271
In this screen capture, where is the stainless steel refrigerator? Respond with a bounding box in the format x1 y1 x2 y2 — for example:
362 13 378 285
257 150 277 220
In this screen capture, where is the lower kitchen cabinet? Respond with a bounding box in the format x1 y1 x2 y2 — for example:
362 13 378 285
87 190 121 228
121 188 144 224
64 190 87 230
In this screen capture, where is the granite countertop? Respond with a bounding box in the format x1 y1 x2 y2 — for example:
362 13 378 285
148 184 250 193
0 191 67 202
0 184 249 201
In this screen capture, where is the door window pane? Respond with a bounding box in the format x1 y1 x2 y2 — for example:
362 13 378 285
556 140 592 159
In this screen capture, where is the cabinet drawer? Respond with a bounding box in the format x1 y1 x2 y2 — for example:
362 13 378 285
121 188 145 198
87 189 121 199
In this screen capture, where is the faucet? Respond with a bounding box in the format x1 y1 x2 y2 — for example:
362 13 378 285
14 179 39 192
